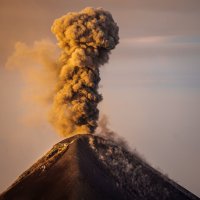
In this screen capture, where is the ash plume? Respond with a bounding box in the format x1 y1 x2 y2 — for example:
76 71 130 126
50 7 119 137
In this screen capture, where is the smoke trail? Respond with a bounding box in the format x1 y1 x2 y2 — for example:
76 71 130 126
6 40 59 127
50 7 119 137
6 39 59 104
97 114 128 149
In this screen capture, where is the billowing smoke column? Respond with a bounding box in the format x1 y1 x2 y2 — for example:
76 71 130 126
50 7 119 137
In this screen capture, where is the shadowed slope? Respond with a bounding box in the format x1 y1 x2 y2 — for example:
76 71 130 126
0 134 199 200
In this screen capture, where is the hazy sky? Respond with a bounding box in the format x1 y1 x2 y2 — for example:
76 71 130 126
0 0 200 196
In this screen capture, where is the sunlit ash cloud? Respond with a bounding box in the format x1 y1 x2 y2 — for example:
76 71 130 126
6 7 119 137
49 7 119 137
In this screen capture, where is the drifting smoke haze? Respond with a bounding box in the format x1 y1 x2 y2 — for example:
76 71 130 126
6 40 59 104
6 40 59 126
50 7 119 136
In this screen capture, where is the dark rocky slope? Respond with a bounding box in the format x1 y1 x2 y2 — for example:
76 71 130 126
0 134 198 200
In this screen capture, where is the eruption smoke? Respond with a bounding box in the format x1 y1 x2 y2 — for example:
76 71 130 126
6 40 59 127
50 7 119 137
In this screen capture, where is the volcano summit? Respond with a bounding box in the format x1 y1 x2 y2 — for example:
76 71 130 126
0 134 198 200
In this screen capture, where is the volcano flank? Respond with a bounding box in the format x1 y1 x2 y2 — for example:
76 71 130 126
0 134 198 200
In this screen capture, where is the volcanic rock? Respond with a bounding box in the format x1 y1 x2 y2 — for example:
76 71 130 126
0 134 198 200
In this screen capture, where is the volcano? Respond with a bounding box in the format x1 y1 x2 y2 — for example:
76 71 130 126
0 134 198 200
